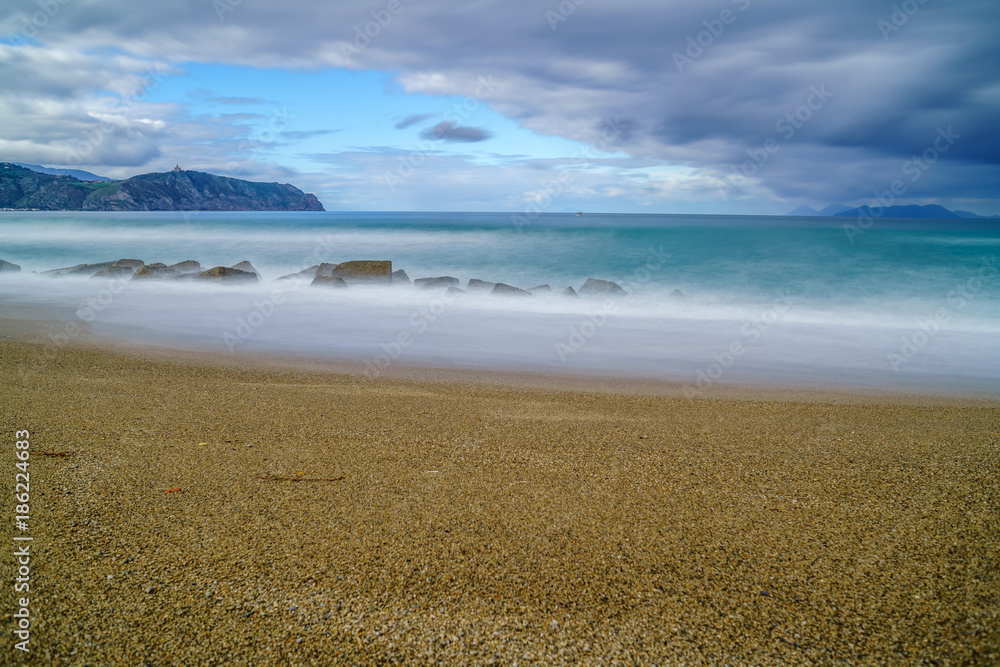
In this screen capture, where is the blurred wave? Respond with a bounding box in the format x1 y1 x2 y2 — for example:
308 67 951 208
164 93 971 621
1 211 998 391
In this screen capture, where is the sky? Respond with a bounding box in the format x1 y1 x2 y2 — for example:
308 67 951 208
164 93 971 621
1 0 998 215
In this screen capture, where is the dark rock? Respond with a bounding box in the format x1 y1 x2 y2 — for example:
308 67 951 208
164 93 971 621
195 266 259 282
528 284 551 293
91 259 145 279
311 275 348 288
492 282 532 297
168 260 202 274
414 276 459 289
132 263 175 280
446 286 465 295
578 278 627 297
231 261 260 277
0 259 21 272
42 261 115 277
391 269 411 284
327 260 392 284
561 286 580 299
277 265 320 281
671 288 684 298
467 278 496 290
315 263 337 278
134 261 203 281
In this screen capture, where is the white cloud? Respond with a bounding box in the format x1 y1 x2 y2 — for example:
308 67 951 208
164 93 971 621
1 0 997 211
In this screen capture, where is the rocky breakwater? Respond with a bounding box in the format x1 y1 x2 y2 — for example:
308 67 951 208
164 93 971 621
11 255 687 300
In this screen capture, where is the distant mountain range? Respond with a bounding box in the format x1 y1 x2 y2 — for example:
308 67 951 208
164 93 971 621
788 203 999 219
0 163 324 211
13 163 114 182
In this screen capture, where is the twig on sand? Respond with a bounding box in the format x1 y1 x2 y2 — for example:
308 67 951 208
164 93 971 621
255 474 344 482
36 451 75 457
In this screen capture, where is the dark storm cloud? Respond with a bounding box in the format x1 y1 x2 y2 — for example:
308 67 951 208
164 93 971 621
2 0 998 208
394 113 435 129
420 121 491 143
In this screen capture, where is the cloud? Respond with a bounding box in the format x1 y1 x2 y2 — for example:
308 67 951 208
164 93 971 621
394 113 435 129
211 96 265 105
281 129 340 140
420 121 491 143
1 0 997 211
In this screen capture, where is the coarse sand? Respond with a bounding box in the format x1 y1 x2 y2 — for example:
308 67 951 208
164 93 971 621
1 328 998 665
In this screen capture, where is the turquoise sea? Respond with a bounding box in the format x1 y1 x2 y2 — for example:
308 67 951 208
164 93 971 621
1 211 998 392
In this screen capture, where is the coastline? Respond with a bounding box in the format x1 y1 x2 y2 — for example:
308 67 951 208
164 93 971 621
2 317 999 663
5 308 1000 407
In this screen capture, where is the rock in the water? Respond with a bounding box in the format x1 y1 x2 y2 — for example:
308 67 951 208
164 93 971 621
391 269 411 284
314 263 337 278
195 266 259 282
327 260 391 284
91 259 145 279
160 260 203 281
528 284 551 293
42 262 115 277
311 275 348 288
414 276 459 289
168 260 202 274
277 265 320 281
561 286 580 298
671 288 684 298
0 259 21 272
492 282 532 296
132 263 175 280
467 278 495 290
578 278 626 297
231 261 260 277
446 286 465 295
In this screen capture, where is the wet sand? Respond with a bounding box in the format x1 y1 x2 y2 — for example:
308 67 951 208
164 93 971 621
1 322 998 665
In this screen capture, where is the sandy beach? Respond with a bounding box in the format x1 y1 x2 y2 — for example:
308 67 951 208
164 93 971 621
2 320 998 665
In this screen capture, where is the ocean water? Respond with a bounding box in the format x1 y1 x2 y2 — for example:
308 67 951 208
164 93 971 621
1 211 998 393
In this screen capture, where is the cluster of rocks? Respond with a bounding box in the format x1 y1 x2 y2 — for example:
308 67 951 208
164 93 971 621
19 258 261 282
278 261 638 298
3 256 679 298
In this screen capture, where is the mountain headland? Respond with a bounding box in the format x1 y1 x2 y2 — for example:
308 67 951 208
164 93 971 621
788 202 998 219
0 163 324 211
